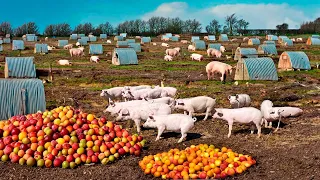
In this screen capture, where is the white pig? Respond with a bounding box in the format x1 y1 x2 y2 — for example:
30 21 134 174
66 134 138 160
165 49 180 57
122 88 152 100
154 86 177 97
116 103 172 133
164 55 173 61
152 43 157 46
100 87 124 101
190 53 203 61
107 40 112 44
143 114 197 143
141 88 168 100
174 96 216 120
181 40 188 44
210 49 222 58
90 56 99 63
212 107 262 138
206 61 233 82
228 94 251 108
161 43 169 47
188 45 196 51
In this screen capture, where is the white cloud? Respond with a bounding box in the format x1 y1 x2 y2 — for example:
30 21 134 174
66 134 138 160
142 2 315 29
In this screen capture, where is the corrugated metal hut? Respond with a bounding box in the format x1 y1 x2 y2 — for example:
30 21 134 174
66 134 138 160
234 47 258 61
0 40 3 44
234 57 278 81
126 39 135 43
191 36 200 42
0 79 46 120
3 38 11 44
258 44 277 55
208 43 221 50
278 36 289 43
70 34 78 40
89 36 97 42
0 45 3 52
120 33 127 38
311 35 319 38
248 38 261 45
117 41 129 47
263 41 276 45
81 37 89 42
77 39 88 45
4 57 36 78
165 33 172 38
208 35 216 41
112 48 138 65
219 34 228 41
141 37 151 44
100 34 107 39
161 35 169 40
192 40 206 50
58 40 68 47
12 40 25 50
78 34 85 38
306 37 320 45
281 39 293 46
114 36 124 41
170 36 179 42
34 44 48 53
278 51 311 70
266 35 278 41
89 44 103 55
26 34 37 42
128 43 141 52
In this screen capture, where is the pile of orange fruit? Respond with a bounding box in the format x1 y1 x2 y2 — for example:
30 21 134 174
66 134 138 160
139 144 256 179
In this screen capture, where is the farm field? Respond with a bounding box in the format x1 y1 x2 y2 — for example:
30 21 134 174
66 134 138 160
0 36 319 180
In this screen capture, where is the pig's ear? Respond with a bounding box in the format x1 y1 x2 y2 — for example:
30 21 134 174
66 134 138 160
217 112 223 117
236 94 239 99
228 95 232 100
178 102 184 106
148 115 154 119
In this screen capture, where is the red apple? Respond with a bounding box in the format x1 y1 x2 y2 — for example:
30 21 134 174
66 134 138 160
53 158 63 167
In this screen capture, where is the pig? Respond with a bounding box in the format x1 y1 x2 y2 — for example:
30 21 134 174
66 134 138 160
212 107 263 138
116 103 172 133
188 45 196 51
181 40 188 44
206 61 233 82
220 46 226 53
190 53 203 61
69 48 84 57
143 114 197 143
122 85 151 93
107 40 112 44
152 43 157 46
135 36 141 39
163 38 170 41
243 37 249 42
161 43 169 47
57 60 72 66
261 100 303 129
154 86 177 97
164 55 173 61
174 47 181 53
45 37 48 41
296 38 303 42
122 88 152 100
100 87 124 101
291 38 296 42
141 88 168 100
47 46 55 51
210 49 222 58
228 94 251 108
174 34 180 38
173 96 216 121
64 44 73 49
76 42 80 46
204 36 209 41
90 56 99 63
165 49 180 57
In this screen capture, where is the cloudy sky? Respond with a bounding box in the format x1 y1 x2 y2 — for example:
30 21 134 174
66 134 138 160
1 0 319 32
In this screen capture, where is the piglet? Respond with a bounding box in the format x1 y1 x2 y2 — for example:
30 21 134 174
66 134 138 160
212 107 262 138
228 94 251 108
143 114 197 143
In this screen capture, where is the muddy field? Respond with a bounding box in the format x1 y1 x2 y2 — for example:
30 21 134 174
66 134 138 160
0 36 319 180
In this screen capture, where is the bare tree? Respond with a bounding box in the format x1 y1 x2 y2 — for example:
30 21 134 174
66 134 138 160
0 22 13 35
96 22 113 35
206 19 221 34
15 22 39 36
225 13 238 35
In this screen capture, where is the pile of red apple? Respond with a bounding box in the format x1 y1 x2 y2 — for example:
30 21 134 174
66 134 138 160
139 144 256 179
0 106 145 168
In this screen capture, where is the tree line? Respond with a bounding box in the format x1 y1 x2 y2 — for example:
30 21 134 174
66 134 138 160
1 15 318 37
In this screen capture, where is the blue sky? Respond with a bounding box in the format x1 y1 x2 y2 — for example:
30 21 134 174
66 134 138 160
1 0 319 32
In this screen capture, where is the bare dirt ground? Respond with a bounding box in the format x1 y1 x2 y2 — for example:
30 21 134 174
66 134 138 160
0 36 319 180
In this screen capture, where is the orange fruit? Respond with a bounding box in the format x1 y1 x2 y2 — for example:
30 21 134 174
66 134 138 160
221 147 228 153
87 114 94 121
194 165 201 171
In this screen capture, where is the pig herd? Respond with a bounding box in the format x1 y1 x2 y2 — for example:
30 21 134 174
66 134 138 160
101 85 303 143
